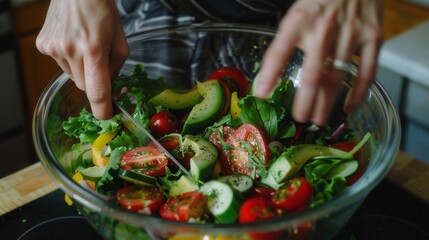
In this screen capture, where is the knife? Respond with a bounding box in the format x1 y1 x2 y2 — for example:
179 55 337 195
112 100 193 178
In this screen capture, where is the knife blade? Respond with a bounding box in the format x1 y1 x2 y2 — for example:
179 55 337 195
113 100 193 178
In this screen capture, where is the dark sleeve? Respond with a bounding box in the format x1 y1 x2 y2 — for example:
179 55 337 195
162 0 294 25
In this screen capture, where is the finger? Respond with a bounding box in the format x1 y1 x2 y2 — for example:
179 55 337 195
311 71 342 125
292 45 326 123
84 51 112 120
69 56 86 90
334 0 358 61
291 5 338 123
55 57 73 79
253 11 302 98
344 41 379 114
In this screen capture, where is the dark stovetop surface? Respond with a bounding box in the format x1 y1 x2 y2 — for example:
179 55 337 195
1 180 428 240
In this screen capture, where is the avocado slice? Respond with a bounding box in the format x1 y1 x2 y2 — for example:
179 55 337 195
267 144 347 184
183 135 218 182
182 81 225 134
149 88 203 110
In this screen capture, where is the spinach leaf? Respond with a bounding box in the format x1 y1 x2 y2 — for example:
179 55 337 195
96 147 127 195
240 96 278 141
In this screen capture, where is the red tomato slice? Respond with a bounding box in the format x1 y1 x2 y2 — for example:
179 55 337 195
330 141 364 185
158 135 181 153
159 191 208 222
150 111 180 137
120 146 168 177
208 66 249 97
239 197 284 240
208 126 236 152
249 185 276 200
272 177 312 212
223 124 269 177
116 185 164 214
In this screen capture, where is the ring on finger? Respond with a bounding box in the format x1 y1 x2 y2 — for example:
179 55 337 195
333 59 354 74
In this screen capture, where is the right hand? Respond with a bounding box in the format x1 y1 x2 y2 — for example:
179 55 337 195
36 0 129 120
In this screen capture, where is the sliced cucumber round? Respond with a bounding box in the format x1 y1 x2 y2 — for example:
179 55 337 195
169 175 199 197
77 166 106 182
199 180 241 224
218 174 254 194
325 160 359 179
118 169 157 186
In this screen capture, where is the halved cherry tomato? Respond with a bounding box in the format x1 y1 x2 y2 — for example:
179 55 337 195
208 67 249 97
116 185 164 214
150 111 180 137
249 185 275 200
330 141 364 185
208 126 236 152
120 146 168 177
223 124 269 177
239 197 284 240
159 191 208 222
272 177 312 212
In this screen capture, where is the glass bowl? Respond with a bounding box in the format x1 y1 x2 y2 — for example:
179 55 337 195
33 23 401 240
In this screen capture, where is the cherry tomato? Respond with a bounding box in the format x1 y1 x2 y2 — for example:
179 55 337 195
223 124 269 177
120 146 168 177
330 141 364 185
116 185 164 214
150 111 180 137
208 67 249 97
239 197 284 240
329 141 361 159
272 177 312 212
158 135 181 153
249 185 276 200
208 126 236 152
159 191 208 222
290 221 313 240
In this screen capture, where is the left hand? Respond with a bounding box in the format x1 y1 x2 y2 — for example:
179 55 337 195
253 0 382 126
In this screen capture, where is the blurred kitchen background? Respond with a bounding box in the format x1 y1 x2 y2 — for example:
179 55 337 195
0 0 428 179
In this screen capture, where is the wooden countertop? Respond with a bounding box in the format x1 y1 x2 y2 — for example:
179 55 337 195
1 151 429 216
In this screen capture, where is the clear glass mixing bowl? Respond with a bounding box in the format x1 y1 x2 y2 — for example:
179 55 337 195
33 23 401 240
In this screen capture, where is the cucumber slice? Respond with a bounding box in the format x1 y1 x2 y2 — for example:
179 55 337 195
218 174 254 194
118 169 157 186
325 160 359 179
183 136 218 182
169 175 199 197
77 166 106 182
199 180 241 224
260 169 283 190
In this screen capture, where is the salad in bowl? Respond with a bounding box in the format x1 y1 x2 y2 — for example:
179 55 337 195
33 23 400 240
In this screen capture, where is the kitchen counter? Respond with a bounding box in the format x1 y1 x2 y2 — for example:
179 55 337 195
0 150 429 216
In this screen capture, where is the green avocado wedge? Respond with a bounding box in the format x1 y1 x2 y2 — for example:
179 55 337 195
149 88 203 110
182 81 225 134
267 144 347 184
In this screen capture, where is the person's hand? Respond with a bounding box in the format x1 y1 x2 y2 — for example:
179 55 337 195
253 0 382 126
36 0 129 120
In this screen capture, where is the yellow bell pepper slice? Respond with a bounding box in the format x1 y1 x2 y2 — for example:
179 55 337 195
230 91 241 119
92 131 118 167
